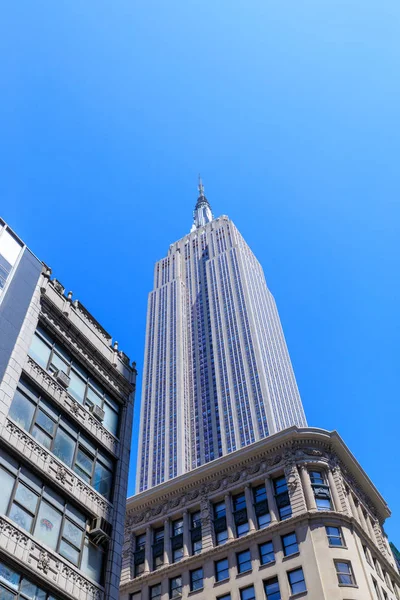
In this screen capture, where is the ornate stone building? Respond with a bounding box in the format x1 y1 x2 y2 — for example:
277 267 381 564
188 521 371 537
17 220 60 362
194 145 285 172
0 218 137 600
122 427 400 600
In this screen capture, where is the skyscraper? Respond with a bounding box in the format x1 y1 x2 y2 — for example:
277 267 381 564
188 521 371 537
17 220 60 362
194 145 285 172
137 181 306 492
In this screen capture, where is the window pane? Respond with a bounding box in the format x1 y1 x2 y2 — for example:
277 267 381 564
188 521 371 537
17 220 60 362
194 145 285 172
0 563 20 590
0 467 15 514
93 463 113 499
240 587 255 600
20 579 37 599
74 449 93 481
49 352 69 374
29 335 51 369
59 540 80 565
34 501 62 550
14 483 38 514
62 519 83 549
0 585 15 600
8 391 36 431
68 371 87 403
32 426 52 450
35 410 55 436
9 504 33 532
82 540 103 583
264 577 281 600
53 429 75 468
103 403 118 436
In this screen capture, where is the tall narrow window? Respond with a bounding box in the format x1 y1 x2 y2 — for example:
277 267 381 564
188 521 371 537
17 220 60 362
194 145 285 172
273 476 292 520
326 526 344 547
282 532 298 556
171 519 184 563
335 561 355 586
233 493 249 536
264 576 281 600
253 484 270 528
309 470 332 510
190 568 203 592
288 568 306 594
153 527 164 570
134 533 146 577
215 558 229 582
169 576 182 599
259 541 274 565
191 510 202 554
214 501 228 545
237 550 252 574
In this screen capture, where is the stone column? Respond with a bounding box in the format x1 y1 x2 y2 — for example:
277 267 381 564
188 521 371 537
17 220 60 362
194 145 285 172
366 515 377 543
225 493 235 539
299 465 317 510
183 510 190 557
144 526 151 573
163 518 171 566
265 476 278 522
244 484 256 531
356 502 369 534
327 469 341 512
347 491 358 521
200 496 213 551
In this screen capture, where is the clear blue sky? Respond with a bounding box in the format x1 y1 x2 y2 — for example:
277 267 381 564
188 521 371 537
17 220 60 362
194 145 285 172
1 2 399 540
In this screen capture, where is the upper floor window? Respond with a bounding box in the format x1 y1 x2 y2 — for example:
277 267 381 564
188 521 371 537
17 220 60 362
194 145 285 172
0 451 104 583
335 560 356 586
149 584 161 600
214 501 228 545
309 470 332 510
8 380 114 500
215 558 229 582
264 576 281 600
259 541 274 565
282 532 298 556
253 484 270 528
133 533 146 577
288 568 306 594
237 550 252 574
152 527 164 570
28 327 120 436
326 526 344 547
273 476 292 521
240 586 255 600
190 510 202 555
233 493 249 537
372 577 382 599
171 519 184 563
169 576 182 599
190 568 203 592
0 560 61 600
0 227 23 296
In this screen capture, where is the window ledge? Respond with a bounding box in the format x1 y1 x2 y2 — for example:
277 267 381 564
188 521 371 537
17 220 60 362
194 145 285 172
188 589 204 596
338 584 359 588
328 545 348 549
236 569 252 579
259 560 276 571
282 551 300 562
289 592 308 599
213 578 229 587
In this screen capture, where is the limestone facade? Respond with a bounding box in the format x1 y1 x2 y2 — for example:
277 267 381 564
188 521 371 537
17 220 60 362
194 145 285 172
122 427 400 600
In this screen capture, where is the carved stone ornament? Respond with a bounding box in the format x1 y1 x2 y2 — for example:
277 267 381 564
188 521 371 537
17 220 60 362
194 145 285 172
37 551 51 574
55 465 67 484
287 474 298 493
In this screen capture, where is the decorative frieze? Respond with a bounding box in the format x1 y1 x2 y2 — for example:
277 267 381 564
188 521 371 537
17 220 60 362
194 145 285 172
0 515 103 600
3 418 112 521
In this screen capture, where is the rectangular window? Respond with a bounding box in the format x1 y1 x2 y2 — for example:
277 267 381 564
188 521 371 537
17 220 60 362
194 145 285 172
310 470 332 510
169 576 182 599
288 568 306 594
191 511 202 555
309 471 324 485
8 381 114 500
0 559 60 600
214 502 228 545
335 561 355 586
240 586 255 600
150 584 162 600
253 484 270 528
237 550 252 574
282 532 298 556
215 558 229 582
259 541 274 565
326 526 344 546
372 578 382 600
273 476 292 521
233 493 249 537
190 568 203 592
264 576 281 600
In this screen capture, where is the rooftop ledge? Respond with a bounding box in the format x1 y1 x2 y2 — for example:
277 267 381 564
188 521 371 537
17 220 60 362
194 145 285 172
128 426 390 522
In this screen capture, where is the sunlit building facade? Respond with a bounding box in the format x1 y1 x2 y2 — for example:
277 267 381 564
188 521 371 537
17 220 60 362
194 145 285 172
0 218 136 600
137 182 306 492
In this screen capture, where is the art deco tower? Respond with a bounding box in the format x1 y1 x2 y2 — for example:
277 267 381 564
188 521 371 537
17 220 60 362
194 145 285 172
137 181 306 492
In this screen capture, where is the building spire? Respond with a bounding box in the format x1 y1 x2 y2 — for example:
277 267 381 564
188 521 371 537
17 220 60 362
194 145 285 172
192 175 213 231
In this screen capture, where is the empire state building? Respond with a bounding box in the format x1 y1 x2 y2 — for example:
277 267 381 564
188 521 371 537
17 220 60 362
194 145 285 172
137 181 306 492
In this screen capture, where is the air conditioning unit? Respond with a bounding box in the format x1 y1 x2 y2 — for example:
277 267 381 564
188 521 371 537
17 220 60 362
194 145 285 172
90 404 105 422
89 517 112 545
56 370 70 388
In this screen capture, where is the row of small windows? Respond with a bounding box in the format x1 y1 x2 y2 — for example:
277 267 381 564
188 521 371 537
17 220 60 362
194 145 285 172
363 544 399 599
0 559 60 600
0 449 104 583
8 379 114 500
29 327 120 436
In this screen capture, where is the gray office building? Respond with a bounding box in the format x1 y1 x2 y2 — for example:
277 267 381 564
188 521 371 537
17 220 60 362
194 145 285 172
137 181 306 492
0 218 137 600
